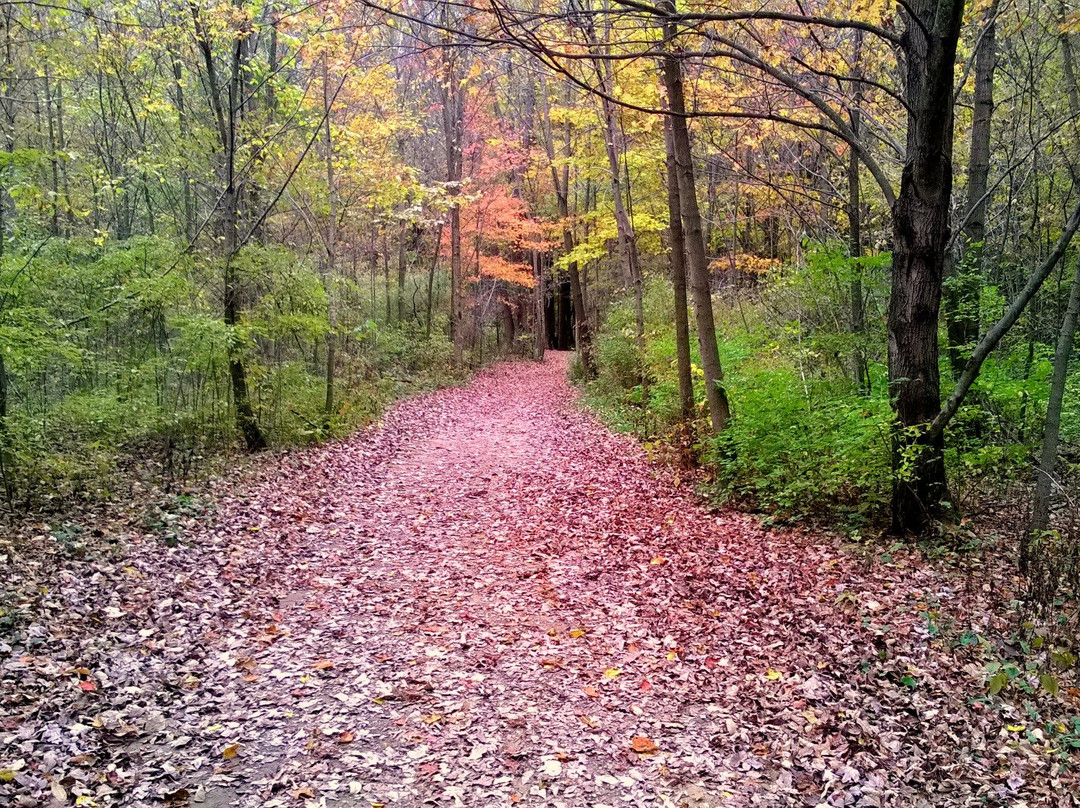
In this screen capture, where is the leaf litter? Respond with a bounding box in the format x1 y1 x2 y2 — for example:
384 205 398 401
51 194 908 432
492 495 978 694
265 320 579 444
2 353 1079 807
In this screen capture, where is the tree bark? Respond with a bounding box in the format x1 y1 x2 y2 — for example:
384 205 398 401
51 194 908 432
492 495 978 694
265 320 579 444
440 14 465 369
662 25 730 434
191 2 266 451
1023 10 1080 571
664 116 694 419
887 0 964 533
534 250 546 360
426 224 442 339
945 2 997 379
398 220 407 323
322 54 337 417
539 78 594 375
1024 257 1080 570
584 17 643 373
847 32 868 393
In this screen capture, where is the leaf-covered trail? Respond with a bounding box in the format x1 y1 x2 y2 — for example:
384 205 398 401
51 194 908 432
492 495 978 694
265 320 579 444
3 355 1075 807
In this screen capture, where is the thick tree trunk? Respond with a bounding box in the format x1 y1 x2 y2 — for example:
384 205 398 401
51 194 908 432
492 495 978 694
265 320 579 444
887 0 964 533
662 32 730 434
664 117 694 419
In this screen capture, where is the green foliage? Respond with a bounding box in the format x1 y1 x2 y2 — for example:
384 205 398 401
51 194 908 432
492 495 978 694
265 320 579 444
708 359 895 526
0 236 461 512
587 250 896 526
585 243 1079 530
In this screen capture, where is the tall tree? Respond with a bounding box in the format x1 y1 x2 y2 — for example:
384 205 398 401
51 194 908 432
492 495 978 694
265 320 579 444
663 115 694 419
662 11 730 434
190 0 267 450
885 0 964 533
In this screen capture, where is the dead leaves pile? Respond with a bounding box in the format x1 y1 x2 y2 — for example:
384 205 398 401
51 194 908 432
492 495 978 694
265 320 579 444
2 354 1079 807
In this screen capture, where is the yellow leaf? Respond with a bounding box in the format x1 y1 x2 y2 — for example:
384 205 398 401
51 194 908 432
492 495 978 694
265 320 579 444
765 670 782 680
650 557 666 565
222 743 240 759
1006 724 1026 732
603 668 621 679
569 628 586 638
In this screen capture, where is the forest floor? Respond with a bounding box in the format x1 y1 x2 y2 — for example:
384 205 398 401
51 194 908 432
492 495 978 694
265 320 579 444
2 353 1079 808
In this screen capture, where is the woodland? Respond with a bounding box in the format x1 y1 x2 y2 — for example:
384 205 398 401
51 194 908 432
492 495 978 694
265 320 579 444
2 0 1080 805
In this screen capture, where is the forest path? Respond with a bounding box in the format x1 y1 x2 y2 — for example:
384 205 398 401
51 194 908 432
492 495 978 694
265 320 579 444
4 354 1058 808
187 353 1000 807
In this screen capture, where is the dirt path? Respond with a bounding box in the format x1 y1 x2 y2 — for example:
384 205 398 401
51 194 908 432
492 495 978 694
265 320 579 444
2 355 1074 807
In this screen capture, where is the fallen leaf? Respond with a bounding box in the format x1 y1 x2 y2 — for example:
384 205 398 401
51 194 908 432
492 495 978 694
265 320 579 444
631 736 659 754
222 743 240 759
50 779 68 802
603 668 621 679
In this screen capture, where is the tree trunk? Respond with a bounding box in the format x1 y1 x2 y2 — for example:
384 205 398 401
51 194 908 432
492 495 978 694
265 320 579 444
887 0 964 533
847 33 868 393
322 55 337 417
534 250 546 361
662 27 730 434
398 220 407 323
664 116 694 419
945 2 997 379
584 19 643 373
441 22 465 370
540 77 593 375
1024 257 1080 570
1024 7 1080 571
426 224 442 338
192 3 267 451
